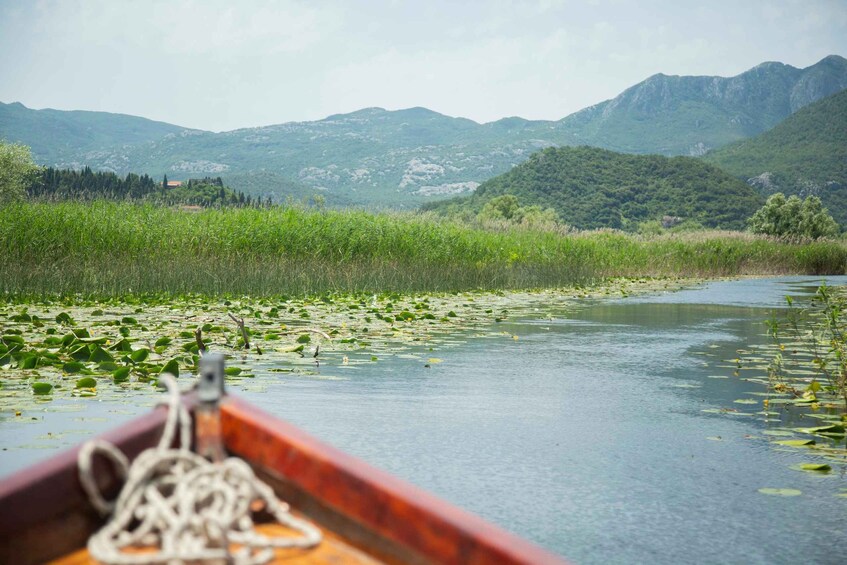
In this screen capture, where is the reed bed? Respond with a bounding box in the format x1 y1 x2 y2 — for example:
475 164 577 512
1 201 844 296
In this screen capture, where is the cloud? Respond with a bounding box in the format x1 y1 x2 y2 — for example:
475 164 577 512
1 0 845 131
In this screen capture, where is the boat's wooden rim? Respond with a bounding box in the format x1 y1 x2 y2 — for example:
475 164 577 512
0 392 568 565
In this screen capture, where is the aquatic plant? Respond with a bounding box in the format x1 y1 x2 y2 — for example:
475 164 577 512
767 284 847 412
0 202 844 296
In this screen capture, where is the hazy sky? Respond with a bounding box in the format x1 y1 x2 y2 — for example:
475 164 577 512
1 0 846 132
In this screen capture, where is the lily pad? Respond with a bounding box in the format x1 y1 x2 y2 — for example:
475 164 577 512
758 488 802 497
161 359 179 377
130 348 150 363
32 382 53 395
112 367 131 383
75 377 97 388
796 424 846 437
63 361 87 374
774 439 816 447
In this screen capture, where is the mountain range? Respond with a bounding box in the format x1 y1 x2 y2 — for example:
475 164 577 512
1 55 845 209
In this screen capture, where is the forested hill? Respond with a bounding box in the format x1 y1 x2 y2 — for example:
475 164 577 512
0 102 189 166
703 88 847 226
423 146 763 231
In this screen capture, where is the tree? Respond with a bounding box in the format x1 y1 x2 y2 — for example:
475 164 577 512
479 195 522 221
478 194 560 227
749 193 839 239
0 141 40 203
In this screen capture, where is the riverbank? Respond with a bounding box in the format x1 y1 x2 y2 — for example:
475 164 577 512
0 201 844 296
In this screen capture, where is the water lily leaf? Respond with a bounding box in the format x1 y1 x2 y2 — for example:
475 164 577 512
55 312 75 325
61 333 78 348
225 367 242 376
296 334 311 343
796 424 846 436
758 488 802 497
89 346 114 363
113 367 131 383
32 382 53 395
18 355 38 370
774 439 815 446
69 345 90 361
75 377 97 388
798 463 831 472
130 349 150 363
110 339 134 352
121 316 138 325
733 399 758 405
63 361 87 374
98 361 120 372
161 359 179 377
155 337 172 347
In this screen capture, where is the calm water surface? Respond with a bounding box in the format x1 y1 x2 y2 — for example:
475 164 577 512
2 276 846 564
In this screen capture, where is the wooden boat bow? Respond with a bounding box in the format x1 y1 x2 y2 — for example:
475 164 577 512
0 389 568 564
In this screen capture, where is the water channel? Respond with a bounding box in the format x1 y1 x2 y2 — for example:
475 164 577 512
2 276 846 564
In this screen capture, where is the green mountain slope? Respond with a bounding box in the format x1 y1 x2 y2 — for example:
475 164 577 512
703 88 847 226
555 55 847 156
424 146 763 230
0 102 189 165
1 56 844 209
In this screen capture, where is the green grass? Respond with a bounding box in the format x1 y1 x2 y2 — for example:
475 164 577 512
0 201 845 296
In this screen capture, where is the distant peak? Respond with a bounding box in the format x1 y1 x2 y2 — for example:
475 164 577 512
815 54 847 65
392 106 444 117
751 60 790 69
323 107 387 121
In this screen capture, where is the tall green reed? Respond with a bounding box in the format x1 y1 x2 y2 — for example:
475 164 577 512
1 201 844 296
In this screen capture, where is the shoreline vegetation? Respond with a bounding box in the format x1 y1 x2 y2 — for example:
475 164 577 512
1 201 845 297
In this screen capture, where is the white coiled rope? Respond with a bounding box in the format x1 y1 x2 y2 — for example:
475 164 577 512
77 374 322 564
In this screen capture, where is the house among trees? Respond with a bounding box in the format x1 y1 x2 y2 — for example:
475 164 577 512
162 175 182 189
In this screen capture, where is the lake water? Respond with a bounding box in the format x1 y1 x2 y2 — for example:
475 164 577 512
2 276 846 564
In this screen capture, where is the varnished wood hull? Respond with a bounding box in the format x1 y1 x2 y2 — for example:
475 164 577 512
0 393 567 564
